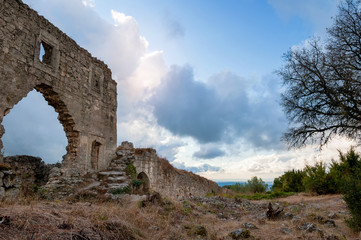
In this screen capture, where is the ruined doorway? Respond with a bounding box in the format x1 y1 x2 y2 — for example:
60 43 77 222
2 90 67 164
91 141 102 170
136 172 150 194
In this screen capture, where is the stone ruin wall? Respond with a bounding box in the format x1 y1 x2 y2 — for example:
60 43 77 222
0 155 54 199
1 0 221 199
135 150 221 198
0 0 117 175
117 142 221 199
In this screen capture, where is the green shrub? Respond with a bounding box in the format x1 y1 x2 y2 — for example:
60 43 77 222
247 176 267 193
330 148 361 231
224 177 267 194
125 164 137 179
272 177 282 191
131 179 144 187
224 182 249 193
302 161 332 194
112 186 130 194
272 169 305 192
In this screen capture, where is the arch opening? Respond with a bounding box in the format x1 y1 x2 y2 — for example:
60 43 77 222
0 84 79 166
135 172 150 194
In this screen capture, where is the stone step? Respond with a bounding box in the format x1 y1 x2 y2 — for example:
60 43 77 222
109 161 127 167
78 181 101 192
108 166 127 172
98 171 125 177
105 182 130 191
103 176 128 183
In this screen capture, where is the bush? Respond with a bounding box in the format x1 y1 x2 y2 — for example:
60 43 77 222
112 186 130 195
247 177 267 193
302 161 333 194
330 148 361 231
131 179 144 187
224 182 249 193
125 164 137 179
224 177 267 194
272 169 305 192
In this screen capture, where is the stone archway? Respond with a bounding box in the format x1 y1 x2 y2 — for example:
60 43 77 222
34 84 79 166
0 83 79 167
136 172 150 194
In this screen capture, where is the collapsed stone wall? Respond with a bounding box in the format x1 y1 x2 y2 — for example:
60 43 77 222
0 0 117 175
0 155 54 199
116 142 221 199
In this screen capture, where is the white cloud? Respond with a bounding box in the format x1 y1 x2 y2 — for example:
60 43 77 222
82 0 95 8
111 10 134 26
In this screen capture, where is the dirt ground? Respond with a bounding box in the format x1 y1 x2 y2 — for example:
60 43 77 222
0 194 359 240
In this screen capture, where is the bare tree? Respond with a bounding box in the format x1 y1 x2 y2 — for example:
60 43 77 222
279 0 361 148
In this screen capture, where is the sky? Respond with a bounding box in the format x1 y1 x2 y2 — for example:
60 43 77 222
2 0 358 181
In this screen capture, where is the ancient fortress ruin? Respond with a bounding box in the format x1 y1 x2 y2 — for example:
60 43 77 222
0 0 220 199
0 0 117 173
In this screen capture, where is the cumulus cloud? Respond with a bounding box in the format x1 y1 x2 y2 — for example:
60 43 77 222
172 162 223 173
193 144 225 159
150 65 287 150
248 163 265 172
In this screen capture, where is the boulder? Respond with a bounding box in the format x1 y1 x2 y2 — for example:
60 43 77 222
228 228 251 239
242 222 258 229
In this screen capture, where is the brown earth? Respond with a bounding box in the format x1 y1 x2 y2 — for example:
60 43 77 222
0 193 359 240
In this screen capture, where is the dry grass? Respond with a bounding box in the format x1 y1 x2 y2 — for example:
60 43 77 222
0 163 11 170
0 194 360 240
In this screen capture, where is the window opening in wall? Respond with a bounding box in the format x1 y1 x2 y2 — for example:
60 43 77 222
92 77 100 93
91 141 101 170
39 41 53 65
1 90 67 164
92 72 101 94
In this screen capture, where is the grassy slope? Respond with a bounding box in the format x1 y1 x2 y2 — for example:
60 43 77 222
0 194 359 240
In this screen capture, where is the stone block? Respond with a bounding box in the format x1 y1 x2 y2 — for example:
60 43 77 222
3 173 13 188
0 187 4 198
5 188 19 199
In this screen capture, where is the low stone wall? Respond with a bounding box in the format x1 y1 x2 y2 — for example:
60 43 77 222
135 149 221 199
116 142 221 199
0 155 55 199
0 164 19 199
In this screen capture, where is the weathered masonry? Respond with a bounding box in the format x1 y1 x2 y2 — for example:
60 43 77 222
0 0 117 174
115 142 221 198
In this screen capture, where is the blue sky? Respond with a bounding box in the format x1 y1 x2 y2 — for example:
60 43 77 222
4 0 357 181
93 0 325 79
